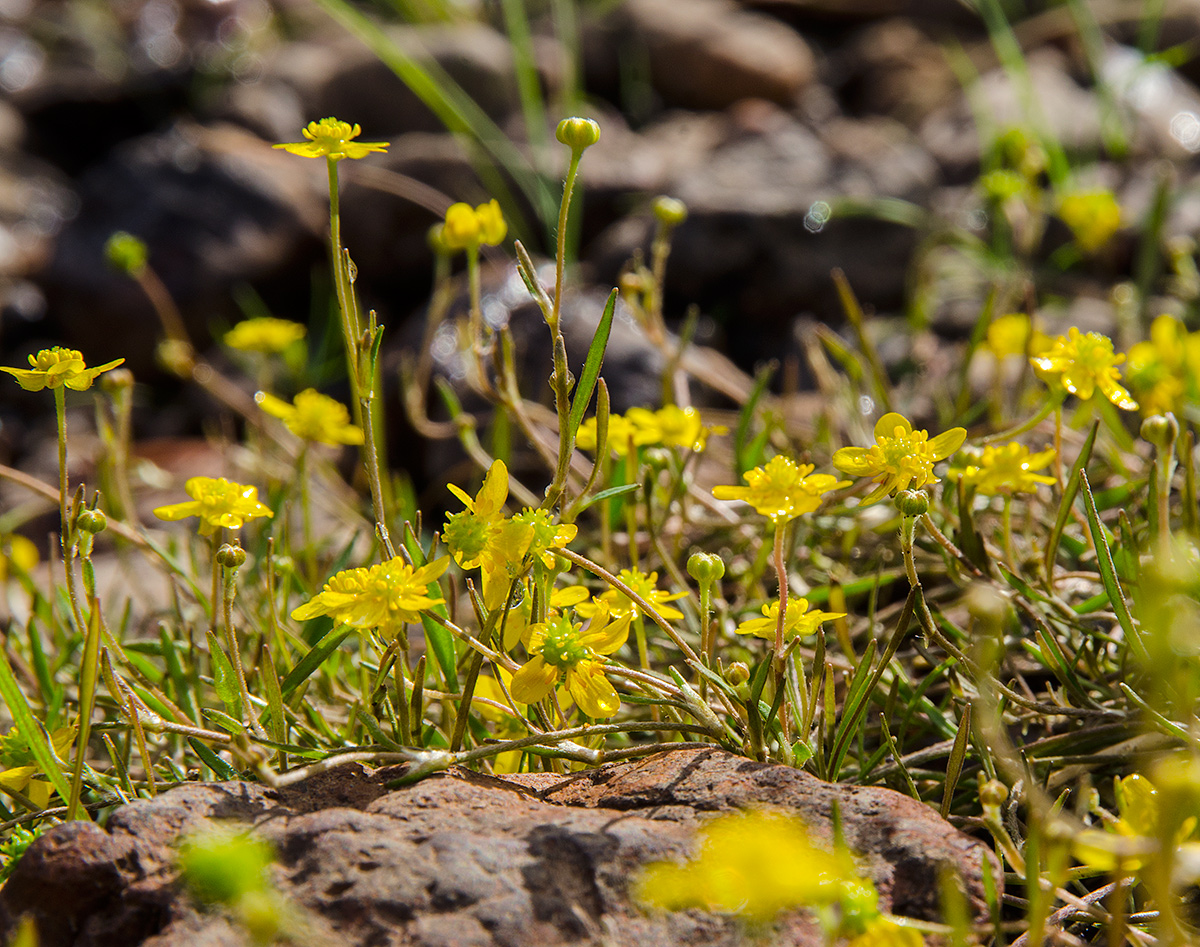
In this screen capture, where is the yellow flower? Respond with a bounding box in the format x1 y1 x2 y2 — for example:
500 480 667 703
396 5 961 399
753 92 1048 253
625 405 725 451
256 389 364 446
291 556 448 631
713 455 849 523
0 534 38 586
575 414 647 456
153 477 274 536
223 317 306 354
1127 315 1200 416
440 199 507 251
982 313 1052 362
1073 773 1196 872
953 442 1056 496
1 347 124 392
500 583 590 651
444 460 509 570
1031 327 1138 410
635 810 847 922
577 567 686 624
1058 189 1121 252
833 413 967 504
273 117 389 161
510 609 629 718
473 672 527 773
510 508 577 569
848 919 926 947
0 725 75 810
735 598 845 641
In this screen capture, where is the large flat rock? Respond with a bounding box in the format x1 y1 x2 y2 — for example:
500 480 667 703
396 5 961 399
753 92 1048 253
0 748 998 946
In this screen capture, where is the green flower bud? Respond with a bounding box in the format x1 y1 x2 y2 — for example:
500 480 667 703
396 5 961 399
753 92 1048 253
427 222 451 256
105 231 148 275
652 196 688 227
1141 412 1179 451
687 552 726 585
979 778 1008 809
894 489 929 517
555 117 601 152
76 509 108 535
216 543 247 569
725 661 750 686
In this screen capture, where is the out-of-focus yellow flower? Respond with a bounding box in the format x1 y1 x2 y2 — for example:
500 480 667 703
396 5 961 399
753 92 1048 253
713 456 848 524
440 199 507 251
954 442 1056 496
0 726 75 810
291 556 447 632
984 313 1050 360
511 608 628 718
1031 327 1138 410
273 117 389 161
577 406 725 455
1058 189 1121 252
833 414 967 505
847 919 926 947
223 318 307 354
1127 315 1200 417
577 567 686 628
0 534 38 586
576 414 645 456
1 347 125 392
735 598 845 641
153 477 274 536
444 460 509 570
635 809 848 922
1073 773 1196 872
256 389 363 446
473 672 527 773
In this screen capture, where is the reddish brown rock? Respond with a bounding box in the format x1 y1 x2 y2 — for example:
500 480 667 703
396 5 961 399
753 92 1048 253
0 749 998 947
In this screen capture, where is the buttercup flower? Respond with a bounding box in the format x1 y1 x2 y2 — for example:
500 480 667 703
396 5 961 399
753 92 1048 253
954 442 1056 496
635 810 847 922
444 460 509 570
984 313 1049 360
735 598 845 642
1127 315 1200 417
1 347 124 392
510 508 577 568
224 318 306 354
833 414 967 504
1058 189 1121 252
510 608 629 718
625 405 724 451
291 556 448 632
153 477 274 536
577 567 686 625
1031 327 1138 410
576 414 647 456
0 725 76 810
713 455 849 523
1073 773 1197 872
273 118 389 161
440 200 507 251
256 389 363 446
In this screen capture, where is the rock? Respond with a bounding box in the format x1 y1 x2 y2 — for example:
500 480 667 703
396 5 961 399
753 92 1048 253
610 0 816 111
0 748 999 947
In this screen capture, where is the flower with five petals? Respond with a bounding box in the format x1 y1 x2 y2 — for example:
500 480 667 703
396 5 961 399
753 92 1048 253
713 455 848 523
833 413 966 504
153 477 274 536
273 118 389 161
1 347 124 392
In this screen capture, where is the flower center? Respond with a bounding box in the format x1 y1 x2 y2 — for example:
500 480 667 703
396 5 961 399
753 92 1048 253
540 618 587 669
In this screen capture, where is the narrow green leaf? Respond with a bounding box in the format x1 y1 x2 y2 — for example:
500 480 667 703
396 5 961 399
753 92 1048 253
1044 420 1099 578
281 626 352 699
940 702 972 818
735 362 776 477
572 482 639 513
206 631 240 714
567 288 618 439
403 524 457 690
1080 470 1145 662
67 606 103 820
187 736 237 780
259 645 286 750
201 708 245 736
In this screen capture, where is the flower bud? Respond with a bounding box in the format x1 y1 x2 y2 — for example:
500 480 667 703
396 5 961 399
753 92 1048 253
100 368 134 393
76 509 107 535
687 552 726 585
555 117 601 152
894 489 929 517
427 223 451 256
216 543 247 569
1141 412 1179 451
725 661 750 686
652 196 688 228
979 778 1008 809
105 231 148 275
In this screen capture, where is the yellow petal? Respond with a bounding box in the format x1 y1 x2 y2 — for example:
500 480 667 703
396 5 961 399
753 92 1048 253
510 655 558 705
873 412 912 440
831 447 874 476
926 427 967 461
566 661 620 718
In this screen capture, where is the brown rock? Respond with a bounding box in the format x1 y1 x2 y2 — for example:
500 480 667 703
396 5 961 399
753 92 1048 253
618 0 816 110
0 749 998 947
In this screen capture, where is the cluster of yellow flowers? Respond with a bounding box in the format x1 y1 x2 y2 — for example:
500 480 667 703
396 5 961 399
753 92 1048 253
576 404 723 455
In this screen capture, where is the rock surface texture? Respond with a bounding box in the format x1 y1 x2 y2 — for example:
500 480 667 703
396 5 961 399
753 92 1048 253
0 748 998 947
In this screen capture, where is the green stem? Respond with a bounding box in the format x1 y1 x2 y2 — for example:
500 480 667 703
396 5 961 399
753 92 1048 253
53 388 85 633
551 152 582 331
222 557 263 737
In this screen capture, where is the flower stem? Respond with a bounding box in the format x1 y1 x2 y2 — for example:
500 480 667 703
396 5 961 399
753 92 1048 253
222 555 264 738
53 388 85 634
